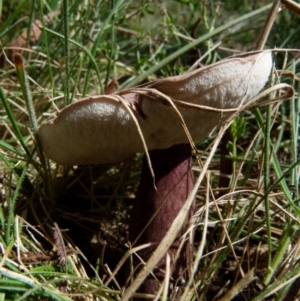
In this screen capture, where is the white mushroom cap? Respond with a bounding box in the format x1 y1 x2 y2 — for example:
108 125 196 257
39 51 272 165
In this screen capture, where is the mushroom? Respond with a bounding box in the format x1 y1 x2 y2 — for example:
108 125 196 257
39 51 272 166
38 51 273 298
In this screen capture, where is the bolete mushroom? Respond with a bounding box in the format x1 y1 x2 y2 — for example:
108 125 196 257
39 51 272 298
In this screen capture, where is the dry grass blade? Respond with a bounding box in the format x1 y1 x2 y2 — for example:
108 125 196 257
277 70 300 82
225 83 294 122
180 173 211 300
216 269 255 301
282 0 300 15
255 0 281 50
123 87 199 156
105 243 152 287
114 94 156 186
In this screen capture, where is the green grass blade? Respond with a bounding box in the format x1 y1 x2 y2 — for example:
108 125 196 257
14 54 47 168
254 108 300 215
0 87 30 157
290 62 299 199
252 264 300 301
42 27 102 101
0 140 26 157
0 0 31 37
263 104 272 283
26 0 36 50
0 267 73 301
82 0 126 96
14 55 38 136
62 0 70 105
272 155 300 215
38 0 55 98
5 165 27 243
120 3 272 89
264 224 298 285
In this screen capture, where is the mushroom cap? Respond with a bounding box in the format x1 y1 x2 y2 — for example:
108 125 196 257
39 51 272 165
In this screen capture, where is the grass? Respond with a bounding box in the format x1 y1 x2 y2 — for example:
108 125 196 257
0 0 300 300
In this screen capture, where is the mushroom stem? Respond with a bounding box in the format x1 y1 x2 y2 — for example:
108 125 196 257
129 143 195 299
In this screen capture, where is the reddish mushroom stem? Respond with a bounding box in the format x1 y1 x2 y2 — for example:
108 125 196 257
129 143 195 298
